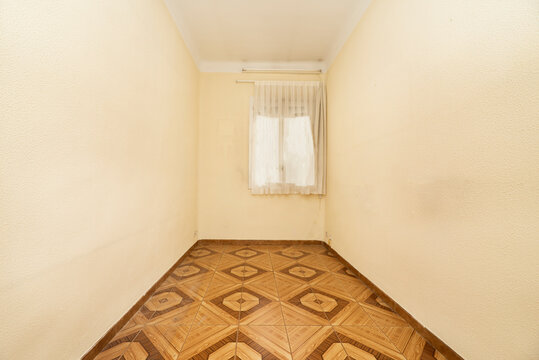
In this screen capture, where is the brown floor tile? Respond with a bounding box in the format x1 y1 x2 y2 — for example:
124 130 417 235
403 331 448 360
296 253 328 270
236 287 279 325
362 304 410 328
286 325 346 360
334 325 406 360
194 243 225 253
228 246 266 260
195 285 242 325
148 300 201 326
238 326 292 360
315 253 344 272
240 299 284 326
220 244 249 252
323 299 373 326
281 301 330 325
283 288 334 325
333 264 360 279
243 272 279 300
278 263 326 283
195 300 240 325
169 261 213 283
380 326 415 353
319 248 338 259
220 263 249 282
154 320 191 351
309 272 358 302
174 275 212 301
189 252 222 269
245 252 273 270
295 244 327 254
403 331 427 360
95 329 141 360
158 274 181 290
274 272 311 299
273 247 312 261
141 285 197 321
245 244 272 252
185 247 221 265
115 308 154 336
360 292 395 311
204 273 242 298
331 274 373 301
137 325 180 359
224 263 269 282
93 244 450 360
177 325 238 360
94 343 131 360
266 244 294 253
97 325 179 360
269 252 298 269
217 253 246 271
189 247 219 259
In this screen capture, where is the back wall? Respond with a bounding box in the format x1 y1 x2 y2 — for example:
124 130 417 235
197 73 325 240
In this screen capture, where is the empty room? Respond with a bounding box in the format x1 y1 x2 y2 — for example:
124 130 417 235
1 0 538 359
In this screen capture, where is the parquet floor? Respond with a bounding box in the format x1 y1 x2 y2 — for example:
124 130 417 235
95 244 447 360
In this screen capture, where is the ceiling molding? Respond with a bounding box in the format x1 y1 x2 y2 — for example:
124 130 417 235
324 0 373 71
198 60 327 73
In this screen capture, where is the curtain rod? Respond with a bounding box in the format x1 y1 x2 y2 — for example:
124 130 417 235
242 68 322 74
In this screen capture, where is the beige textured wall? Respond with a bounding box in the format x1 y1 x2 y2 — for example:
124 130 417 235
326 1 539 359
0 1 199 359
197 73 325 240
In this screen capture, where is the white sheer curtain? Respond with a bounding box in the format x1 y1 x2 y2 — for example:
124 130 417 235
249 81 326 195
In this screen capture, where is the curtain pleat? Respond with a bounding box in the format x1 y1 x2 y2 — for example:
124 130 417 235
249 81 326 195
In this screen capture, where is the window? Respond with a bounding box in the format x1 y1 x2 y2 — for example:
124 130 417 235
249 81 326 195
251 115 280 187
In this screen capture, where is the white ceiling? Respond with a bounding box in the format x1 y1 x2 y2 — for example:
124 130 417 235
164 0 372 72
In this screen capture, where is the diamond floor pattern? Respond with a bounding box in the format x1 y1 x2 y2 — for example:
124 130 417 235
94 243 447 360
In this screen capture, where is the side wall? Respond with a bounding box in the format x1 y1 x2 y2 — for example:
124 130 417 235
197 73 325 241
325 1 539 359
0 1 199 358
